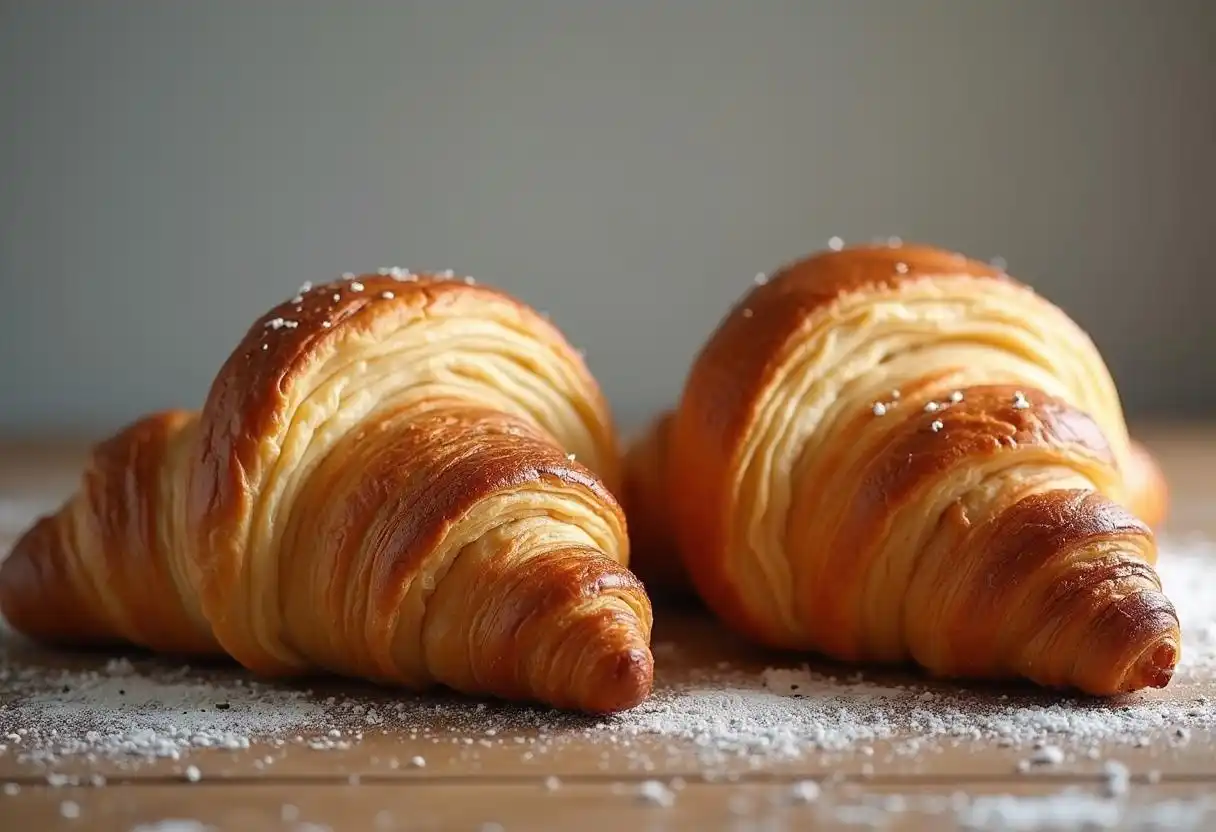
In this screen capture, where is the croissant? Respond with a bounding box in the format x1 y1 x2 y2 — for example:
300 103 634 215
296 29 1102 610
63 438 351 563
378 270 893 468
619 413 692 598
645 243 1178 696
0 271 654 714
625 418 1170 596
1125 439 1170 532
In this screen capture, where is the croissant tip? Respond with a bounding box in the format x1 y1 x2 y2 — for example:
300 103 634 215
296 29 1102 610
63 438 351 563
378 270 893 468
0 518 54 636
1141 640 1178 690
1120 638 1178 693
581 645 655 714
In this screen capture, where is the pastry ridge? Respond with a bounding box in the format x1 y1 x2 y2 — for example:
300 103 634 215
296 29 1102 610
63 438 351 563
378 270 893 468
2 272 653 714
632 242 1176 695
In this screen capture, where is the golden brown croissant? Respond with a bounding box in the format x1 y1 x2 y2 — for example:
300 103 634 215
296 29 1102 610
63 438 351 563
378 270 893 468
0 272 654 713
625 419 1171 599
649 243 1178 696
1125 439 1170 530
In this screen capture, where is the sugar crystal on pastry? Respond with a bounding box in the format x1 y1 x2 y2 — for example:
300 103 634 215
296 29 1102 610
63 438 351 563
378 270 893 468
0 270 654 715
624 241 1177 698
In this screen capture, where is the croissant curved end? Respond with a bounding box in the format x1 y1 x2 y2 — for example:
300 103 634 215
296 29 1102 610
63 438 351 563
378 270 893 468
0 517 98 645
1127 638 1179 691
580 646 655 713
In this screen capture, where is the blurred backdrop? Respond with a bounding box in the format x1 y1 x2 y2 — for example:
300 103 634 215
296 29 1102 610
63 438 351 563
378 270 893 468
1 1 1213 439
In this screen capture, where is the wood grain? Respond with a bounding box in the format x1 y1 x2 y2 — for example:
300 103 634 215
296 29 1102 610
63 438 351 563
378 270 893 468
2 423 1215 831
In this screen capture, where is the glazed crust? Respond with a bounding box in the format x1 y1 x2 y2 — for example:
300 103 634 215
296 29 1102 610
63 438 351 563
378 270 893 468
1 271 653 714
659 243 1177 696
0 409 212 654
625 428 1170 604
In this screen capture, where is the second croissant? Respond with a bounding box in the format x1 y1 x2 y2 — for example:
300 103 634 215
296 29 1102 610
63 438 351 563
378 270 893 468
625 242 1179 696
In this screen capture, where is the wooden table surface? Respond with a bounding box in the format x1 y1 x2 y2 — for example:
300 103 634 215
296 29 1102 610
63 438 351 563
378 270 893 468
1 424 1214 831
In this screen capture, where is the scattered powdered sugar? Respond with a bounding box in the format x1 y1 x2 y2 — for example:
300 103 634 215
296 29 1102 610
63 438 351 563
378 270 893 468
635 779 677 807
789 780 822 803
1018 745 1065 770
130 823 217 832
789 788 1216 830
955 789 1215 830
0 536 1214 778
0 653 326 764
615 668 1208 766
1101 759 1130 797
608 536 1216 765
1160 536 1216 677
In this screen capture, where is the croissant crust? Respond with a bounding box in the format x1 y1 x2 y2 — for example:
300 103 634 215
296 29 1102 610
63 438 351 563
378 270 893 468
653 243 1178 696
2 272 653 714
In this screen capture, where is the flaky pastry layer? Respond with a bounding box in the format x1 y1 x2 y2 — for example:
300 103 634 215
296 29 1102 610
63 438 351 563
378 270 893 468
659 243 1177 695
2 272 653 714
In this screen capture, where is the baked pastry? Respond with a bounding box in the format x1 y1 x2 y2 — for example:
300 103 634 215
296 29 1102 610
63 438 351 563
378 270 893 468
625 419 1169 597
620 412 691 598
0 271 654 713
1125 439 1170 531
646 243 1178 695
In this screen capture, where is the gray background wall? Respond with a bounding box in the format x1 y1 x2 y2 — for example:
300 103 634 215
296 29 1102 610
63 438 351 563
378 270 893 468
1 1 1213 439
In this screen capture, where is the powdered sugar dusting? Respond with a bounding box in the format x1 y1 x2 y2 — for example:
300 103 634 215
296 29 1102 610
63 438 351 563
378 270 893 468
790 787 1216 830
956 789 1215 829
1161 535 1216 677
0 655 326 765
609 536 1216 764
1 536 1214 775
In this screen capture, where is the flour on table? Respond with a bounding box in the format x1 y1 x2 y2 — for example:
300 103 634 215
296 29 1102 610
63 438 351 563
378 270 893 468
1 536 1215 773
955 789 1216 830
606 536 1216 765
0 656 326 764
793 788 1216 831
635 779 677 807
